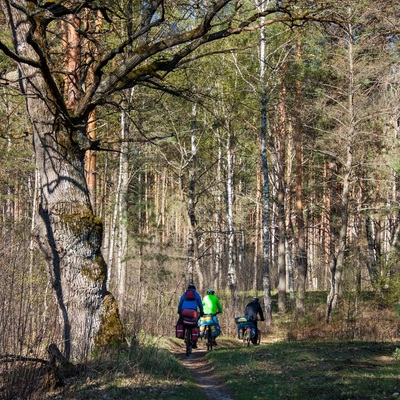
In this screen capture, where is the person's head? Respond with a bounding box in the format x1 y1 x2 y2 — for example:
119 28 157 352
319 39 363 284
207 289 215 295
188 283 196 291
252 297 259 302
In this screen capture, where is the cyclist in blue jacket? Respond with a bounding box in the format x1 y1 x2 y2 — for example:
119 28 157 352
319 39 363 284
177 283 204 348
178 283 204 315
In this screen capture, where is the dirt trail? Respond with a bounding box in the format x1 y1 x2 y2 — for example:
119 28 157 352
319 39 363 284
173 341 236 400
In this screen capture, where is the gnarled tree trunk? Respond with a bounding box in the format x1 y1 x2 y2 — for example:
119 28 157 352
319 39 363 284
3 4 124 360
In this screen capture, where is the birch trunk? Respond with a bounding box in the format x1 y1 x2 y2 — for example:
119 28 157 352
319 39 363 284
187 104 203 288
226 129 238 303
116 93 132 315
214 131 223 289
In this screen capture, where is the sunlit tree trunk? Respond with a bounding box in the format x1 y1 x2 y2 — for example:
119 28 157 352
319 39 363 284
214 131 223 289
326 153 352 321
258 0 273 325
253 163 261 291
84 11 101 211
107 170 119 288
322 162 331 290
277 79 287 314
85 112 97 210
294 38 307 313
285 126 294 300
4 4 124 360
116 91 132 316
160 169 167 244
226 127 238 304
187 104 203 288
326 20 354 322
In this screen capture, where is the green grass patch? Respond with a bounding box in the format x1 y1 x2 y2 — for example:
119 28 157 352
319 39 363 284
207 340 400 400
42 335 206 400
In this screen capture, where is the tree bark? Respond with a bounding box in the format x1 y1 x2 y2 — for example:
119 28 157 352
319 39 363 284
3 4 124 360
116 92 132 316
32 112 124 360
186 104 203 288
277 79 287 314
214 131 223 289
256 0 273 324
294 38 307 313
326 19 354 322
226 128 238 304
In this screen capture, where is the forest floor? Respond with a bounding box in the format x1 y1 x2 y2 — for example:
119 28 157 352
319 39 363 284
5 331 400 399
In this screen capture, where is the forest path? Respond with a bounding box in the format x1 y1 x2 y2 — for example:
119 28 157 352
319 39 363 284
173 341 236 400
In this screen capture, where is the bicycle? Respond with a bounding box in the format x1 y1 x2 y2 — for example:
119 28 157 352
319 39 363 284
242 325 261 347
200 312 221 351
181 309 200 356
204 324 214 351
184 324 193 356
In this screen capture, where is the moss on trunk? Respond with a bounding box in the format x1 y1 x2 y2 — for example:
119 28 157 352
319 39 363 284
94 292 126 349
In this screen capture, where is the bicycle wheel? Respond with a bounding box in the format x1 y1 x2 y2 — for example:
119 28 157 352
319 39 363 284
256 328 261 345
206 326 213 351
242 328 250 347
185 327 192 356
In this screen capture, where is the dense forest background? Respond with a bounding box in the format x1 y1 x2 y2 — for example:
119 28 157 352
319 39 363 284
1 0 400 365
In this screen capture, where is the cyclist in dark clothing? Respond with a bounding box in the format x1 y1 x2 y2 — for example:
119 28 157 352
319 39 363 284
244 297 265 344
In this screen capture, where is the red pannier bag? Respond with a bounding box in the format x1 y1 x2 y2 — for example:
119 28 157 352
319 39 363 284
192 327 199 342
181 309 198 325
176 324 184 339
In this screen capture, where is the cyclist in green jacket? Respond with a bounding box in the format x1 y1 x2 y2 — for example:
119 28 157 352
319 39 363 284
202 289 222 345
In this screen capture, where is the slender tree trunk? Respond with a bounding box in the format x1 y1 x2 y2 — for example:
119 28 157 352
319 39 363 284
29 168 39 299
214 130 223 289
322 162 331 290
85 112 97 211
226 128 238 304
116 91 132 316
253 163 261 291
286 233 295 300
326 21 354 322
259 2 273 325
294 38 307 313
326 153 351 321
145 170 150 235
83 11 101 212
277 80 287 314
160 169 166 244
107 174 119 289
365 215 379 285
187 104 203 288
64 14 81 109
